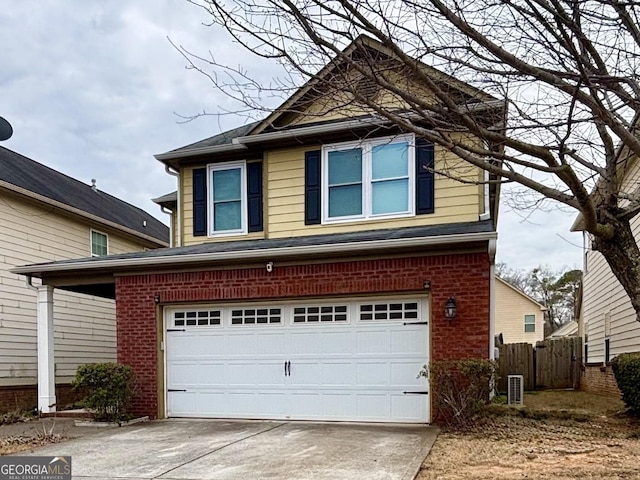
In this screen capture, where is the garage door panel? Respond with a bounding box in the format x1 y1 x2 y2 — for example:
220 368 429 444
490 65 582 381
356 362 390 386
320 331 354 355
225 334 258 357
323 393 356 418
356 394 390 419
287 362 321 386
289 332 322 355
390 362 428 387
257 332 287 355
322 362 355 386
356 330 391 354
391 329 428 354
166 297 429 423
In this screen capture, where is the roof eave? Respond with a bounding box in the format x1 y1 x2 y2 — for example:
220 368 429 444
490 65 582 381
0 180 169 247
13 230 497 277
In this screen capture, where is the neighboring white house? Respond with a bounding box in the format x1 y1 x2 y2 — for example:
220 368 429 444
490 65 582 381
572 153 640 397
0 146 169 411
495 276 546 345
547 320 578 338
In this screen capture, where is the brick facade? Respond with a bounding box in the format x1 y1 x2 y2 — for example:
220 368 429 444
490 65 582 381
116 252 491 419
580 364 622 398
0 384 81 414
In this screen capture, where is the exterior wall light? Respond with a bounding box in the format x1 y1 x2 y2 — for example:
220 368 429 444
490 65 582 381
445 297 457 320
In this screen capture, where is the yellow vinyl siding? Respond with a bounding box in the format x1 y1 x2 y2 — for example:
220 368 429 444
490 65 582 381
0 190 155 385
265 140 483 238
495 278 545 345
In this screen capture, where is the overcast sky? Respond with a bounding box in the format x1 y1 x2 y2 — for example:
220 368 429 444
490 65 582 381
0 0 583 271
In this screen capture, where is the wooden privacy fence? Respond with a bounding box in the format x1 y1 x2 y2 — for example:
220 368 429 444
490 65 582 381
497 336 582 392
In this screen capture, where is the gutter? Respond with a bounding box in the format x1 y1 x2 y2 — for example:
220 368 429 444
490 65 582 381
12 231 497 276
0 180 169 248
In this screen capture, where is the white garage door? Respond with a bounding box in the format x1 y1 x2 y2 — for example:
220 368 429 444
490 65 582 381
165 297 429 423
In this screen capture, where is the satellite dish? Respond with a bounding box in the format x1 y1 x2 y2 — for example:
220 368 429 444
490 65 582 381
0 117 13 141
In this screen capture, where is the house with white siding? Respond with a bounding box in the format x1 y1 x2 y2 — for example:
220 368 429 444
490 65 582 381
494 276 545 345
0 146 169 412
572 152 640 397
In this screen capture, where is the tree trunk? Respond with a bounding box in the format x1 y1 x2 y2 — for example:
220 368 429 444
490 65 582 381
592 216 640 322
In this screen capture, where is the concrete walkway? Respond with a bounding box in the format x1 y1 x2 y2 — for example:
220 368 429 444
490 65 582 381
26 419 438 480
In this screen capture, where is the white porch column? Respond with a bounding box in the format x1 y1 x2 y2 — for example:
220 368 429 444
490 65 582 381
37 285 56 413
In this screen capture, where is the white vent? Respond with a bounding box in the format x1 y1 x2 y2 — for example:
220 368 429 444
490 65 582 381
507 375 524 405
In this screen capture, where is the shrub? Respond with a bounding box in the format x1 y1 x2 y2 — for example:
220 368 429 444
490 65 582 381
419 358 498 428
611 352 640 415
73 363 135 423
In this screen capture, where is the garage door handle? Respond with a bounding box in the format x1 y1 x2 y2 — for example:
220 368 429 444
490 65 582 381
284 361 288 377
287 361 291 376
403 321 428 326
403 391 429 395
168 389 187 392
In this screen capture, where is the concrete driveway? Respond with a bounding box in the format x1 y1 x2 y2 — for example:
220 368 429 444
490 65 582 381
29 419 437 480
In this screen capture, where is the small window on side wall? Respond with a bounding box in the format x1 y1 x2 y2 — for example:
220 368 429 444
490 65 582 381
91 230 108 257
524 314 536 333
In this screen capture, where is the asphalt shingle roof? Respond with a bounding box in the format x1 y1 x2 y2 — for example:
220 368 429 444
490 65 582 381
0 146 169 244
19 220 495 269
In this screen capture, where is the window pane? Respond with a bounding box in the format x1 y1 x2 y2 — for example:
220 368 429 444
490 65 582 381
213 168 241 202
524 315 536 324
328 149 362 184
372 142 408 179
214 201 241 230
91 231 107 256
372 179 409 214
329 184 362 217
524 324 536 333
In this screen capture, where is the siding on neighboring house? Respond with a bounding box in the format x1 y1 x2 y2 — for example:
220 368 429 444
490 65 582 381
0 189 148 387
582 221 640 364
494 277 545 345
180 137 484 246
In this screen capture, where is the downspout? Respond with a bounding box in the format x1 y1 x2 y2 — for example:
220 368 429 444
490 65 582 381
165 166 181 247
25 275 38 291
160 206 174 248
479 169 491 221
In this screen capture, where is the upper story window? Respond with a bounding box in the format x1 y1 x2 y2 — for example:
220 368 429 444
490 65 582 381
207 161 247 236
91 230 108 256
322 134 415 223
192 161 263 238
524 314 536 333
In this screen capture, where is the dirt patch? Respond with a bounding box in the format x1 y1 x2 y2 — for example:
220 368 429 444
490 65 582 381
418 391 640 479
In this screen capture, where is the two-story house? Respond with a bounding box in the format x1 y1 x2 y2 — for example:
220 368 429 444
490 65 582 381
13 37 501 423
494 277 546 345
0 146 169 412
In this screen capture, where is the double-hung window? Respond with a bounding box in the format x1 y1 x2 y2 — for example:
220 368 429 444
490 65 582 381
524 314 536 333
322 134 414 222
207 161 247 236
91 230 108 257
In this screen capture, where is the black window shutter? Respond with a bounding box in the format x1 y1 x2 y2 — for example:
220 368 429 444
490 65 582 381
192 168 207 236
305 150 322 225
415 139 435 215
247 162 263 232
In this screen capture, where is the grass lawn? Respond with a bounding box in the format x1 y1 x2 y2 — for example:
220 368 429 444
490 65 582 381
417 390 640 479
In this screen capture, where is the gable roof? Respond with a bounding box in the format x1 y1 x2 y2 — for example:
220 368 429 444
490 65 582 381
496 276 547 311
0 146 169 245
250 35 499 136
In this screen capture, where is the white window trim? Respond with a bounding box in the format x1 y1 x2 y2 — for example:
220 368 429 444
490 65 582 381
321 134 415 224
90 229 108 257
524 314 536 333
207 160 247 237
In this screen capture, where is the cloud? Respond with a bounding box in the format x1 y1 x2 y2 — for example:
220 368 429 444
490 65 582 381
0 0 584 271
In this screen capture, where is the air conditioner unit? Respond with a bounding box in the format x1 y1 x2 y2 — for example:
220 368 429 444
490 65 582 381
507 375 524 405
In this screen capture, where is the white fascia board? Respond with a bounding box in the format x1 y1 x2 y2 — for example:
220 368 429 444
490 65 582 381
154 143 248 161
12 231 497 276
